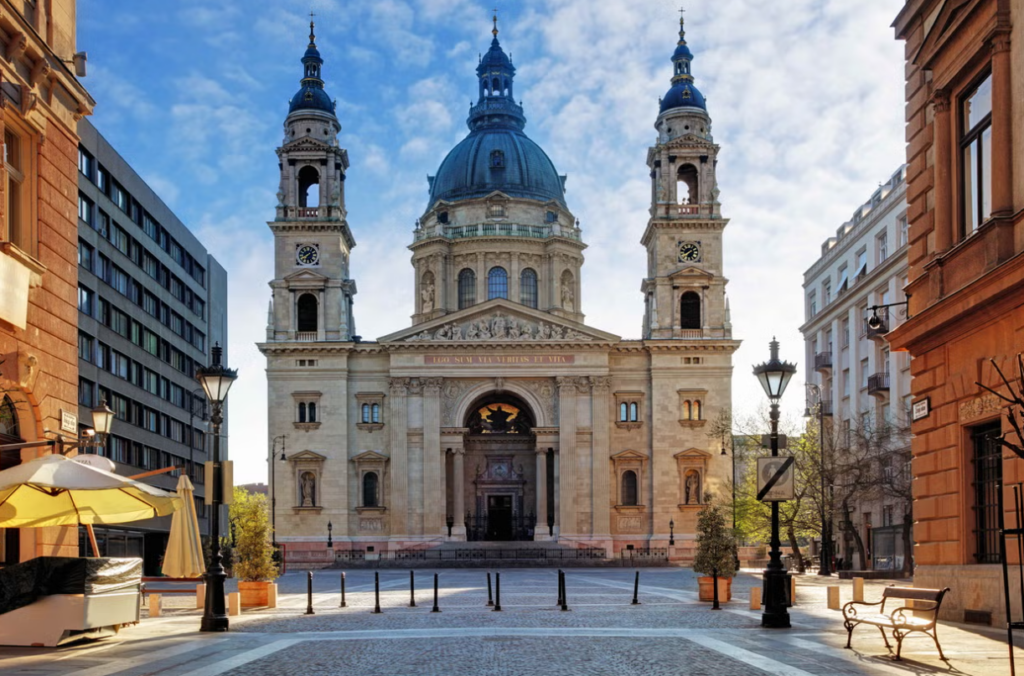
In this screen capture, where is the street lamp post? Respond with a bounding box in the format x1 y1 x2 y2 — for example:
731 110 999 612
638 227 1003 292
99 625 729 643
669 519 675 546
270 436 286 548
753 338 796 629
806 384 832 577
327 521 333 549
197 343 237 633
188 387 207 533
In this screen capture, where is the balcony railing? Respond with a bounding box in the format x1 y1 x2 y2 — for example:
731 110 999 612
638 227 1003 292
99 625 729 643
678 329 703 339
414 222 582 243
296 207 319 218
868 372 890 397
295 332 317 342
814 352 833 371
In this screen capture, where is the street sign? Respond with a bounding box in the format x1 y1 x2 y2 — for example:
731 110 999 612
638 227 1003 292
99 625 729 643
761 434 787 449
912 397 930 421
757 456 795 502
60 409 77 434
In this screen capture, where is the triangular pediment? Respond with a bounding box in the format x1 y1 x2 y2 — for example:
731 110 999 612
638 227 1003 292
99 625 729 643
281 137 332 153
914 0 977 66
612 449 648 461
288 449 327 462
674 447 711 460
668 265 714 282
379 298 620 344
283 269 330 284
351 450 388 463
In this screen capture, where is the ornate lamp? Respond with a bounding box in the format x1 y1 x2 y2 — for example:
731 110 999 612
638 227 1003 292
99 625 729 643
91 399 115 437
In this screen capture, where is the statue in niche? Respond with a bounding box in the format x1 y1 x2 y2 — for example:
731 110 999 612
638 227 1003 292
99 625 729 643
685 472 700 505
421 279 435 313
485 405 514 432
561 280 575 312
300 472 317 507
468 411 484 435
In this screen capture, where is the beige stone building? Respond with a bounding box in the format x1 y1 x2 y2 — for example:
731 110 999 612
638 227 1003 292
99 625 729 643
259 19 739 567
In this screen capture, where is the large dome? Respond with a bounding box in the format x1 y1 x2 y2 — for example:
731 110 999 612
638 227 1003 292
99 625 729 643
430 128 566 207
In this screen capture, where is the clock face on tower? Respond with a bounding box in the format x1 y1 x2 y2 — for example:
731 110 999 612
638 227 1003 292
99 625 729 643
678 241 702 263
296 244 320 267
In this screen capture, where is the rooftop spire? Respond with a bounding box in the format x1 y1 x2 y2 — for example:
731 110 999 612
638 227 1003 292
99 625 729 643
678 6 686 44
492 8 499 38
309 11 316 46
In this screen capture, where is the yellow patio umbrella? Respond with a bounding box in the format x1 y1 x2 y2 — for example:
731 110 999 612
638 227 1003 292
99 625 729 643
161 474 205 578
0 454 181 528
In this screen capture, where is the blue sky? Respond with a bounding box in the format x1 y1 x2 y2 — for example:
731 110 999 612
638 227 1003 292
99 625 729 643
78 0 907 484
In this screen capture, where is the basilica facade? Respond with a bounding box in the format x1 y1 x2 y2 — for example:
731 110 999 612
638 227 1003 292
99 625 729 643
258 18 739 566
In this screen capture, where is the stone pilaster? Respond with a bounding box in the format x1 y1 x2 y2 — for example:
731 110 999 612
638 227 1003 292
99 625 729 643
453 448 466 537
932 89 952 252
388 377 409 538
556 376 578 536
422 377 444 535
535 447 550 540
590 376 611 538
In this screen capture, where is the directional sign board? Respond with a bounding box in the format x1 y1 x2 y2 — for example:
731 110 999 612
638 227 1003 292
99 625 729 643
757 456 795 502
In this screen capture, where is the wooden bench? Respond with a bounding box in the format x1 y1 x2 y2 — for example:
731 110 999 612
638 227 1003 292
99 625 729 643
141 578 203 605
842 585 950 660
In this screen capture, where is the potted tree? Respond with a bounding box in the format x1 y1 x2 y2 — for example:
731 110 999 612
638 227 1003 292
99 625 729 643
693 500 737 609
229 486 278 607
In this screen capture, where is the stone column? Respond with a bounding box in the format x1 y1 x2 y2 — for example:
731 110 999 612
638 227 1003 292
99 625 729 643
590 377 611 539
556 377 578 537
453 448 466 537
535 447 549 540
422 378 444 535
388 378 409 539
552 450 560 534
990 33 1014 219
476 252 486 303
932 89 953 252
510 252 520 303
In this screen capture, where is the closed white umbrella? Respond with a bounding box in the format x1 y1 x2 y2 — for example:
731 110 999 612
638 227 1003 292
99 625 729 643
162 474 205 578
0 454 180 527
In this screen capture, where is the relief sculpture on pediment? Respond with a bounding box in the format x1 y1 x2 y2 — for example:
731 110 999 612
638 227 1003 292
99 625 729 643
405 312 592 343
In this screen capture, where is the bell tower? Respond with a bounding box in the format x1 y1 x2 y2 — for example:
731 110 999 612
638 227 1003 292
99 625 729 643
267 22 357 343
641 15 731 341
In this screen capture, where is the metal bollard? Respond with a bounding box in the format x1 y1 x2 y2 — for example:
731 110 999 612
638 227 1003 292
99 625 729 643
493 572 502 611
340 572 347 608
486 572 494 607
373 571 382 614
410 570 416 608
632 570 641 605
305 571 315 615
556 569 563 607
560 571 569 611
431 573 440 613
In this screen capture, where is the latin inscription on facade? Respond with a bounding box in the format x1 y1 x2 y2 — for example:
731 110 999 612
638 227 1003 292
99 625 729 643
424 355 575 365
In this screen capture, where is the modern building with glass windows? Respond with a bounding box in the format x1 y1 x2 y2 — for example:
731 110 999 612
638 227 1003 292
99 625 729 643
799 166 911 573
76 118 227 573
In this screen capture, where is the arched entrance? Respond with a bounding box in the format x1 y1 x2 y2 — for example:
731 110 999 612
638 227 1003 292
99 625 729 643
459 392 537 541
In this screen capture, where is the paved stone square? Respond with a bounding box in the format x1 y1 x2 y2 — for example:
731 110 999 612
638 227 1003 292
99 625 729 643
0 568 1021 676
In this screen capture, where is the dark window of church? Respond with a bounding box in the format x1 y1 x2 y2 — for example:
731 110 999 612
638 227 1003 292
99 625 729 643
438 211 449 224
458 268 476 309
298 402 307 423
361 404 370 423
297 165 320 208
488 267 508 300
680 291 701 329
621 470 638 506
363 472 379 507
630 402 638 422
372 404 380 423
619 403 628 422
546 211 558 223
490 150 505 168
308 403 317 423
676 163 698 205
520 268 538 308
297 294 318 333
0 396 20 440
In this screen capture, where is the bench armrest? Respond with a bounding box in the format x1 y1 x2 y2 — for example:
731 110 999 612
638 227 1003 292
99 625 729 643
889 603 939 626
842 599 882 619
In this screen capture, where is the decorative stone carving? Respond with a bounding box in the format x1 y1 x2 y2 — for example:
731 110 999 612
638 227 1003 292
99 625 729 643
521 379 556 424
561 279 575 312
421 276 435 313
359 518 384 532
389 377 410 396
959 393 1005 422
618 515 642 533
300 471 317 507
422 377 444 395
405 312 593 342
685 470 701 505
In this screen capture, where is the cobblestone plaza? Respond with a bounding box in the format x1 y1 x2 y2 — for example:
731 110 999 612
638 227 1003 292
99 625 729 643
0 569 1018 676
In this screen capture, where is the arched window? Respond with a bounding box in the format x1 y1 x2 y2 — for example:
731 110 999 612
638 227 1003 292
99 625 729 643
363 472 379 508
361 403 370 423
676 163 698 205
679 291 701 329
297 166 320 208
629 402 638 422
619 402 628 422
458 268 476 309
684 400 692 420
692 400 701 420
308 403 317 423
621 470 638 506
488 266 508 300
0 395 19 440
371 403 380 423
490 150 505 168
520 268 538 308
297 293 318 333
298 402 307 423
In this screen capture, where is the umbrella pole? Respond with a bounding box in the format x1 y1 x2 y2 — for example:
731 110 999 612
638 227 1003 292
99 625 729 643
86 524 100 557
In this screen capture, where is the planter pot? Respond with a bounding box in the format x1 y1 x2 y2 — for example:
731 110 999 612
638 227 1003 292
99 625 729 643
238 580 272 608
697 576 732 603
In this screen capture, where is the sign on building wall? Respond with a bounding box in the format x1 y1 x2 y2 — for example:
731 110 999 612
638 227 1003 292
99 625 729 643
757 456 795 502
912 397 930 421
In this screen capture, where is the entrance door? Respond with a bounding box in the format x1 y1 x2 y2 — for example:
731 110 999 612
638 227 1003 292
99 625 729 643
486 495 513 541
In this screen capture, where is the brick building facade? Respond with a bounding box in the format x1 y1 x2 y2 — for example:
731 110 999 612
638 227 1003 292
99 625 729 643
0 1 94 563
890 0 1023 623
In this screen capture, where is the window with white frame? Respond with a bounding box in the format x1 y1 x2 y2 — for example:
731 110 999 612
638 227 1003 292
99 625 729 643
877 231 888 262
897 214 908 247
